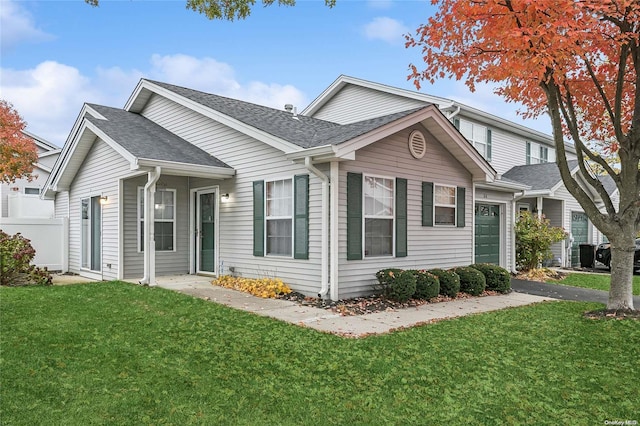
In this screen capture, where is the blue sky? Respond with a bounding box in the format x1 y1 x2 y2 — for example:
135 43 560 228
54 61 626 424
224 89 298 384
1 0 552 148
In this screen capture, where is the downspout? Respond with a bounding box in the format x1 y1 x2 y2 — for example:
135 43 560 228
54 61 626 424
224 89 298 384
304 157 330 298
446 105 461 120
139 166 161 285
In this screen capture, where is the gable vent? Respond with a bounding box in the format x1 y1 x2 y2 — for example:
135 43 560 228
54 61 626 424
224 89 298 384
408 130 426 159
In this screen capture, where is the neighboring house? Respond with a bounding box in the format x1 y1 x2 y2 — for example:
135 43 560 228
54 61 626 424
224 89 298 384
43 75 611 298
0 131 66 271
303 76 612 269
0 131 60 218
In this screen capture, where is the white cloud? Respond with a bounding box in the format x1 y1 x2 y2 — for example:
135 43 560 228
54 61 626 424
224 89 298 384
362 17 409 45
0 54 309 147
0 0 53 51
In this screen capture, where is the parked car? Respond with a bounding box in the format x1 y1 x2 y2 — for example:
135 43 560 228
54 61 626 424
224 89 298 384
595 238 640 271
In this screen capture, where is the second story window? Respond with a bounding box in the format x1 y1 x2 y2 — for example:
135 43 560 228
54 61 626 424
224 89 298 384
526 141 551 164
454 118 492 161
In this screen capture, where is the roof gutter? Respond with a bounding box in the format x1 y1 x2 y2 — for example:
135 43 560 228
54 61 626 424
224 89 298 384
139 166 161 286
304 156 330 298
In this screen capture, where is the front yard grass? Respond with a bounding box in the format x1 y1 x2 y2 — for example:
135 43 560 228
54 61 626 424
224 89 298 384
551 272 640 295
2 282 639 425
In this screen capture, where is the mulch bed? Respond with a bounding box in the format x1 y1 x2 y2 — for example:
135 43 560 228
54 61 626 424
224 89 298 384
583 309 640 320
278 290 503 316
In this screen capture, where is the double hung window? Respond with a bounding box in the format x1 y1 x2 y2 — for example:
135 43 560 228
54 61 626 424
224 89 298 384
265 179 293 256
138 188 176 251
364 176 394 257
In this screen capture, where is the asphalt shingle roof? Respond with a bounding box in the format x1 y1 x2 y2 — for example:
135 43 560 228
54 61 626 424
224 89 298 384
148 80 429 148
86 104 231 169
502 160 579 191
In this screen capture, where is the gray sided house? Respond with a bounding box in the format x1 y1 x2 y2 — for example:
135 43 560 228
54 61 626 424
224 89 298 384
44 79 495 299
303 75 613 271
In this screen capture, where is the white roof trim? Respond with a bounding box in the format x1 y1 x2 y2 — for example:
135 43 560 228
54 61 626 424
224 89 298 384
477 179 531 192
302 75 454 116
304 74 569 151
135 158 235 179
125 80 304 155
22 130 60 151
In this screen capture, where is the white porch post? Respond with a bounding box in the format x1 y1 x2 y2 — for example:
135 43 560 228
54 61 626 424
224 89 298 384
536 196 543 220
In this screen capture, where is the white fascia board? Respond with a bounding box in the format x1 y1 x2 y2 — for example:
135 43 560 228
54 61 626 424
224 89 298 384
22 130 60 150
523 189 553 197
84 121 137 165
38 149 61 158
476 180 531 192
136 158 236 179
285 145 337 161
302 75 454 116
42 104 93 196
34 163 52 174
126 80 300 154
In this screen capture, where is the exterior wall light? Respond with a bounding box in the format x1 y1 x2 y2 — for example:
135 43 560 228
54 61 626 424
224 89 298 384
99 195 108 205
220 193 230 202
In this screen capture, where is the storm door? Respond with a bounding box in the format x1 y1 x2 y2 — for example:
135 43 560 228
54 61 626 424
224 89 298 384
196 189 217 274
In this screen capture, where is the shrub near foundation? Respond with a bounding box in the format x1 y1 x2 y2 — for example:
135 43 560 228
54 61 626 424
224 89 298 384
407 269 440 300
451 266 486 296
375 269 416 302
428 268 460 298
470 263 512 293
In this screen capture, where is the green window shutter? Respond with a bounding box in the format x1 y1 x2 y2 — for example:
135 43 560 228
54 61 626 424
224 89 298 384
453 117 460 130
253 180 265 257
526 142 531 164
346 172 363 260
395 178 407 257
486 128 492 161
293 174 309 260
422 181 434 227
456 186 466 228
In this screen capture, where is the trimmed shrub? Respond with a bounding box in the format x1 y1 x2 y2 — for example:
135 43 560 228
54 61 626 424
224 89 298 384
451 266 486 296
0 230 52 286
375 268 416 302
428 268 460 298
470 263 512 293
408 269 440 300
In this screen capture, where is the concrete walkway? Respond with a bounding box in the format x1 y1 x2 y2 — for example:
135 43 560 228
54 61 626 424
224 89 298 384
153 275 554 337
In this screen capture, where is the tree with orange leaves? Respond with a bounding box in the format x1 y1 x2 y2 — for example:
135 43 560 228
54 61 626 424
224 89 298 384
0 100 38 185
407 0 639 311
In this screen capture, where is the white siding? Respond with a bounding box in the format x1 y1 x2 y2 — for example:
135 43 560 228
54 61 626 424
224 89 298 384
141 94 324 296
68 138 129 280
0 165 51 217
54 191 69 219
312 85 427 124
337 125 474 299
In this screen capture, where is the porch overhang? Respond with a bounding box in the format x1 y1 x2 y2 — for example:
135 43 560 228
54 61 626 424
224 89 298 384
134 158 235 179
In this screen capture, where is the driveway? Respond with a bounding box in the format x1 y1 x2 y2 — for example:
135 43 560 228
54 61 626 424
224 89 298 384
511 278 640 306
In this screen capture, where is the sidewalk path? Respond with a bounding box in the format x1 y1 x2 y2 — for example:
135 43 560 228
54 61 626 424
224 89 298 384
154 276 554 337
511 278 640 306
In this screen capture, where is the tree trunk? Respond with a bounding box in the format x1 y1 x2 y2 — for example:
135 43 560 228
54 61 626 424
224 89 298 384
608 234 636 310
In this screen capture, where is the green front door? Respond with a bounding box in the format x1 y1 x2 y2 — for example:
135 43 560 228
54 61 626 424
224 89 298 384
197 191 216 274
475 203 500 265
570 212 589 267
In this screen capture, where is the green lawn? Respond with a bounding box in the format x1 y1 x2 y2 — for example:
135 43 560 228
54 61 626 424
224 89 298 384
552 273 640 295
2 282 639 425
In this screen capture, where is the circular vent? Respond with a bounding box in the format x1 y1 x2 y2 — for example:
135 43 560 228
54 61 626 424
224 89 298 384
408 130 426 159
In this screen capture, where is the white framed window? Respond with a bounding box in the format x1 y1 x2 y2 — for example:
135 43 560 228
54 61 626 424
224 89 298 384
526 141 552 164
363 175 394 257
266 178 292 256
517 203 530 212
138 187 176 252
24 187 40 195
458 119 490 160
435 184 456 226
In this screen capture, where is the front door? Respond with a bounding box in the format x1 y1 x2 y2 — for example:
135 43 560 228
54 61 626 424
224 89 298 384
196 190 216 274
475 203 500 265
571 211 589 267
81 196 102 272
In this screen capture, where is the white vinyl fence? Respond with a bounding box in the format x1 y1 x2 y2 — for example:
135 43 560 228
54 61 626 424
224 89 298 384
0 218 68 271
